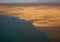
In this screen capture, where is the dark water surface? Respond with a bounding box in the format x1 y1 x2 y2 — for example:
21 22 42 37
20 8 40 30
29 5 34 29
0 15 51 42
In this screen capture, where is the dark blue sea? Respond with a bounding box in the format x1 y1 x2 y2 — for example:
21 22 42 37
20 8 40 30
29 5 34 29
0 15 51 42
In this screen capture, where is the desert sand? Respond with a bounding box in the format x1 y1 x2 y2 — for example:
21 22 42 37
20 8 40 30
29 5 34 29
0 5 60 27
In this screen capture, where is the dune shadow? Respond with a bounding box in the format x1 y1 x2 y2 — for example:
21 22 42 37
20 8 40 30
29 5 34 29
0 15 51 42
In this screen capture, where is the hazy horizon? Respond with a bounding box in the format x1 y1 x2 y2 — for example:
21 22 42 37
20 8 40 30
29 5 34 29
0 0 60 3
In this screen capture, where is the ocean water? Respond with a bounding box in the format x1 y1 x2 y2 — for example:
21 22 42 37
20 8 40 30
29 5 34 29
0 15 51 42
